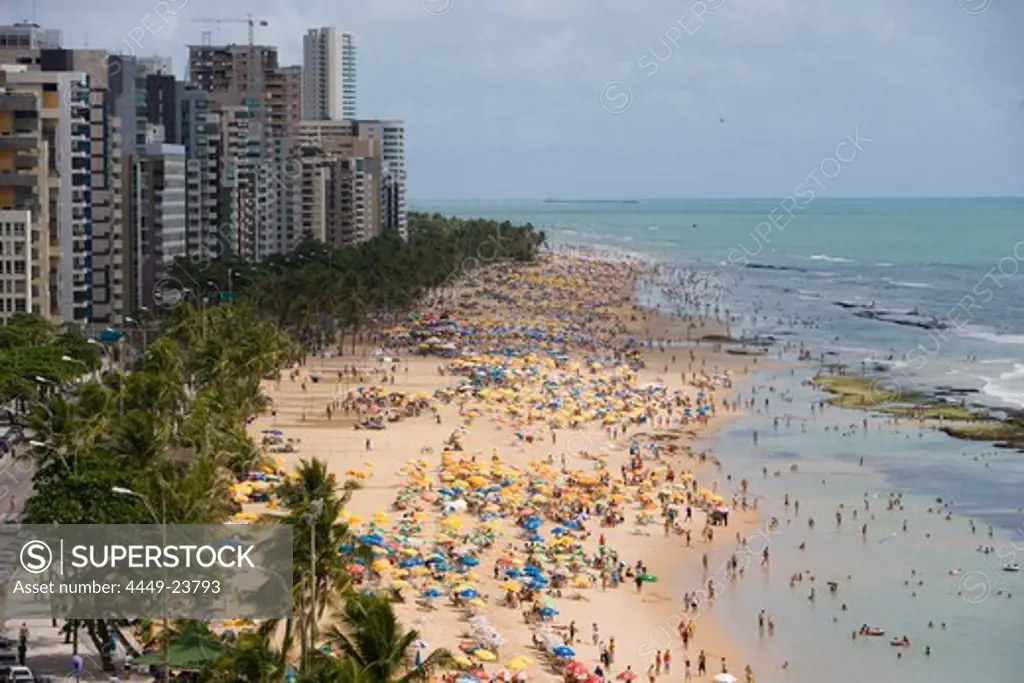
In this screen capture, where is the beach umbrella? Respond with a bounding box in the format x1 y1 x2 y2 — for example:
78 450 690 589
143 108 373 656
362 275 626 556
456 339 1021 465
359 533 385 546
712 676 737 683
616 671 638 681
552 645 574 658
502 580 522 591
475 650 497 662
423 588 443 598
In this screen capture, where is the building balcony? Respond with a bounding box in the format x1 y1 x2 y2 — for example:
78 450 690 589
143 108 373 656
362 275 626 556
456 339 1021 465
0 171 36 187
0 135 37 150
0 94 38 112
13 153 38 170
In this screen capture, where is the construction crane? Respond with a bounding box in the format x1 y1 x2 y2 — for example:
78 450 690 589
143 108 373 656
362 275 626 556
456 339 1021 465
191 15 269 96
192 14 268 47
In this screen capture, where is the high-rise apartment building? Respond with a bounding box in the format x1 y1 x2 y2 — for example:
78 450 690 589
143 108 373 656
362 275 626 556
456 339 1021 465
340 33 357 120
0 65 93 323
0 79 51 319
177 85 226 264
293 122 389 245
188 44 302 261
0 23 62 50
296 119 406 238
128 142 186 312
0 41 126 324
302 27 357 121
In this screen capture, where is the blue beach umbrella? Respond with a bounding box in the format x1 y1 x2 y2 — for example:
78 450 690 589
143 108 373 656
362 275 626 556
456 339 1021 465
553 646 575 658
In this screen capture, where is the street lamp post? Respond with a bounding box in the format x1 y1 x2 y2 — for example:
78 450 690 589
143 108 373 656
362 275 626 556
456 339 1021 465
124 317 148 355
112 486 168 682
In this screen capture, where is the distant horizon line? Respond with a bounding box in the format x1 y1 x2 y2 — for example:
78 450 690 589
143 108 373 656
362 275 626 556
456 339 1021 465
412 195 1024 203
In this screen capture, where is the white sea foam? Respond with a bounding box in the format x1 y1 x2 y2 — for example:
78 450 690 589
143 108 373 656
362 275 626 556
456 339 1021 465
882 278 933 289
809 254 856 263
875 262 895 267
982 363 1024 408
958 325 1024 346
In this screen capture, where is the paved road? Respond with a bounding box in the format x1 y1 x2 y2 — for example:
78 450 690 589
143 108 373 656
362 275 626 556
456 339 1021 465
0 450 34 520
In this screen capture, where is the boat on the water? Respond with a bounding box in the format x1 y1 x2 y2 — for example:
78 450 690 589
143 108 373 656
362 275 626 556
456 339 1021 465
1004 563 1020 572
859 625 885 637
890 637 912 647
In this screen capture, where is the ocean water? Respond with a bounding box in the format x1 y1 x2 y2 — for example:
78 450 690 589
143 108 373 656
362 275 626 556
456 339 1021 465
702 372 1024 683
414 198 1024 682
415 198 1024 410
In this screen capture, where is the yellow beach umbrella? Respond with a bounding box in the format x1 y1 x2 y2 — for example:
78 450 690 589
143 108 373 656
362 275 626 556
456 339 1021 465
475 650 497 662
453 655 473 669
506 660 529 671
503 580 522 591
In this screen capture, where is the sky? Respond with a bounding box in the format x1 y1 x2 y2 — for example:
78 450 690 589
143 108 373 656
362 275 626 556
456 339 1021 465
3 0 1023 200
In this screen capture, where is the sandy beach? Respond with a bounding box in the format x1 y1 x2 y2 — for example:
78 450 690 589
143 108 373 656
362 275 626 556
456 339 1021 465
243 253 784 683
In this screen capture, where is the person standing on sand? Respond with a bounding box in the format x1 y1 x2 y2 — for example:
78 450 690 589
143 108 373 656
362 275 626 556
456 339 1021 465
697 651 706 676
663 649 671 674
684 659 692 682
593 623 599 646
655 651 662 676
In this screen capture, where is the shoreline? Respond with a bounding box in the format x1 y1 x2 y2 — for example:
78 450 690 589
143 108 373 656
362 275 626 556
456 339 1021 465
244 252 775 681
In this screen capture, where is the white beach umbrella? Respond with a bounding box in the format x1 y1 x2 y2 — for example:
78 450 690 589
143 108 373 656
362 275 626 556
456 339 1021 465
713 675 737 683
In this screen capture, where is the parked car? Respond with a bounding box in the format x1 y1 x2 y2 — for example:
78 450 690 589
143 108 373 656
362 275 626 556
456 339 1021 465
0 665 34 682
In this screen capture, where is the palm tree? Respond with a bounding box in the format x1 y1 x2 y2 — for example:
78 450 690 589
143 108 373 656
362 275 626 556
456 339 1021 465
320 593 452 683
270 458 359 668
210 619 293 683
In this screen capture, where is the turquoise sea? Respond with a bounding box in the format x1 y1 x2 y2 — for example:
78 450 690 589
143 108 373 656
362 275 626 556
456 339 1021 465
414 198 1024 683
